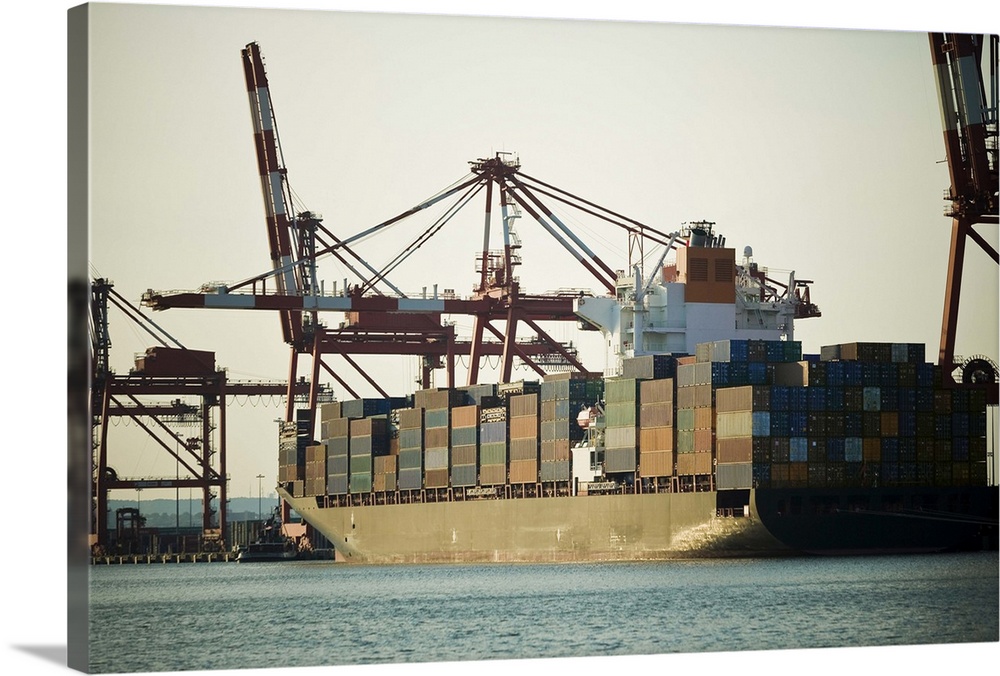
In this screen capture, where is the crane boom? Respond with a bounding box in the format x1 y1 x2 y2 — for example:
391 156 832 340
241 41 303 345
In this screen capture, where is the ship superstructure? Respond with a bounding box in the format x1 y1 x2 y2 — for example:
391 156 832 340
575 221 820 376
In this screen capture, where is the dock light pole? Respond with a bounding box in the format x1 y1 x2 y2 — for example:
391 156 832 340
257 474 265 521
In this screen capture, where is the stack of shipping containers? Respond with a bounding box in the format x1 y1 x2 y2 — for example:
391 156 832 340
540 372 602 483
479 404 508 486
818 342 987 489
509 392 540 485
277 421 300 494
423 404 450 489
693 339 802 489
349 417 389 494
412 388 468 491
637 377 675 481
603 377 640 475
725 341 990 491
325 416 350 497
420 393 453 490
277 409 314 497
621 355 677 485
460 383 498 407
374 411 399 494
715 385 770 489
496 380 540 402
675 360 714 485
304 442 327 497
277 340 989 504
397 407 424 491
450 404 480 489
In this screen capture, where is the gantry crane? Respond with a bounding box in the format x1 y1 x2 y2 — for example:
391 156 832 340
928 32 999 403
142 43 711 435
140 42 824 452
90 277 329 553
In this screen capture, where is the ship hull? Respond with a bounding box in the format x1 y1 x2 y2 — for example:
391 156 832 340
280 488 793 563
753 484 999 555
280 484 998 563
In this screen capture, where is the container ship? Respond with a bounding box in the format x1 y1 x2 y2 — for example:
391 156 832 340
275 224 999 562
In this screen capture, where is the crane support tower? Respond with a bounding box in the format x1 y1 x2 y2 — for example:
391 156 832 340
89 278 328 553
928 33 999 403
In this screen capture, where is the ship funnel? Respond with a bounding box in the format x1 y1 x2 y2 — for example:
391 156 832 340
689 228 708 247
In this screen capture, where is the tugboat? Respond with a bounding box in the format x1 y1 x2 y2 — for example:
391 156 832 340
236 507 298 562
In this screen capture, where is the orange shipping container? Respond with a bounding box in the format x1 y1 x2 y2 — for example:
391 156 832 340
424 468 449 488
480 464 507 486
863 438 881 462
639 450 674 477
398 408 423 430
540 400 557 421
639 427 674 453
677 451 712 476
509 415 539 439
880 412 899 437
639 378 674 404
677 384 713 409
374 455 397 474
327 417 350 439
694 407 715 430
509 394 539 418
693 428 713 453
770 463 790 486
717 437 752 464
541 439 571 462
509 459 538 484
715 386 753 413
639 402 673 428
788 462 809 486
320 401 342 423
350 417 387 437
451 405 480 429
424 427 449 449
305 444 325 463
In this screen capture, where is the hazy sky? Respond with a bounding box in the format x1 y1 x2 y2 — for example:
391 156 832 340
82 2 999 501
3 2 996 676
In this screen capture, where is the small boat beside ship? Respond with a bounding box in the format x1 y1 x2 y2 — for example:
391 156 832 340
236 507 298 562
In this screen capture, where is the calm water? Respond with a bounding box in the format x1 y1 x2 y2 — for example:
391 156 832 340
88 552 999 673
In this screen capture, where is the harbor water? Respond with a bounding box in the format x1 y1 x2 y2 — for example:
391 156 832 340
87 552 999 674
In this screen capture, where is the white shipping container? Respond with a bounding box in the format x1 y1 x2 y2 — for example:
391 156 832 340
604 425 637 449
716 462 753 489
716 411 752 439
424 447 449 470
